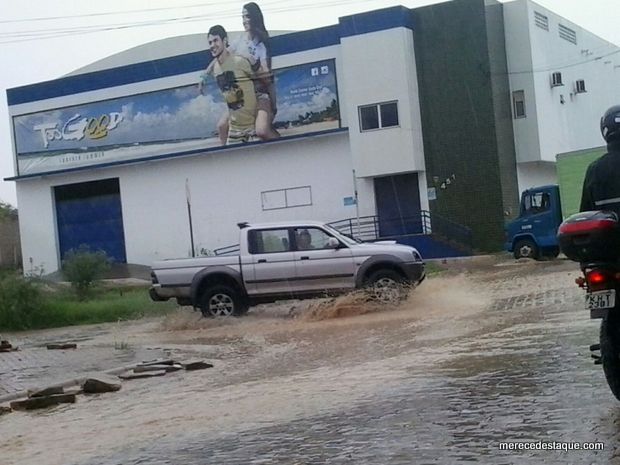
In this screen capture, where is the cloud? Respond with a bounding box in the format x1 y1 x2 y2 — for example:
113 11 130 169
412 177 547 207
275 87 337 122
112 93 225 142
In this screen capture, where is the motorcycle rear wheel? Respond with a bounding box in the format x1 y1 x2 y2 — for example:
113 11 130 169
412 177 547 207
600 314 620 401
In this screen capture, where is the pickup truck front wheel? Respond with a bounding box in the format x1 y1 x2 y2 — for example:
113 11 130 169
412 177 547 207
199 285 247 317
365 269 407 304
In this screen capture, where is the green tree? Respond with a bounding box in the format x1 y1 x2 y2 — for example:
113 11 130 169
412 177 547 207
0 201 16 221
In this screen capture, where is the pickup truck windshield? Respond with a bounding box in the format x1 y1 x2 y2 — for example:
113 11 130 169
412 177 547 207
323 225 360 246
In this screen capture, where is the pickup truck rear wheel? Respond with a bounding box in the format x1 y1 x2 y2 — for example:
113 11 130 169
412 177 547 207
200 285 246 317
365 269 407 304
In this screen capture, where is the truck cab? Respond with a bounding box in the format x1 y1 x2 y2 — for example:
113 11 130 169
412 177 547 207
505 185 563 259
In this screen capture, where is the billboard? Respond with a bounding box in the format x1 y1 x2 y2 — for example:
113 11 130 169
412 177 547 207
13 59 340 176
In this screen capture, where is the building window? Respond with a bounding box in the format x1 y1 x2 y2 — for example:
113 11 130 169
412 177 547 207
534 11 549 31
575 79 587 93
512 90 526 119
551 72 563 87
559 24 577 44
359 101 399 131
261 186 312 211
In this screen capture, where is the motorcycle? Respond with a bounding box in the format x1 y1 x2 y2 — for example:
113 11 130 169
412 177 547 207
558 210 620 400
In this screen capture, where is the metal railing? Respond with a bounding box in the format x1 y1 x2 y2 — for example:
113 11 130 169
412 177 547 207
327 215 381 242
212 211 473 256
328 210 473 251
427 211 473 251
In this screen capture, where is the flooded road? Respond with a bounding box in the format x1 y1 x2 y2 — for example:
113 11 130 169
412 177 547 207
1 257 619 464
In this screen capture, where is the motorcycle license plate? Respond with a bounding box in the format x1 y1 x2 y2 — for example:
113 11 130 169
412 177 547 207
586 290 616 310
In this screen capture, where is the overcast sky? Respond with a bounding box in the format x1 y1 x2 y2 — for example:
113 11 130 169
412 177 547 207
1 0 619 207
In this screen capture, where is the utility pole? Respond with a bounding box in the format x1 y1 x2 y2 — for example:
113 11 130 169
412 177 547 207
186 178 195 257
352 169 361 236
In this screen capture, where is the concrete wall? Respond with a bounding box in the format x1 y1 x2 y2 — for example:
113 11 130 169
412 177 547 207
504 0 620 191
412 0 517 250
516 161 556 192
503 0 540 165
485 0 521 220
340 28 426 178
16 133 375 273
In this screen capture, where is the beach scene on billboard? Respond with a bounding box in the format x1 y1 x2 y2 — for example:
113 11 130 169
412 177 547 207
13 59 340 176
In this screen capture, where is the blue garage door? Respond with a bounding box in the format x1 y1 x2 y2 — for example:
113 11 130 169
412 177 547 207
55 179 127 263
374 173 422 237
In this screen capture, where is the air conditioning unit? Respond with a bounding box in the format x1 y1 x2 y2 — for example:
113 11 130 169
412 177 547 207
551 72 563 87
575 79 587 93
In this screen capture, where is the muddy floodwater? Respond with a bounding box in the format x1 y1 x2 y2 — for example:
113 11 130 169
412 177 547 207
2 257 620 464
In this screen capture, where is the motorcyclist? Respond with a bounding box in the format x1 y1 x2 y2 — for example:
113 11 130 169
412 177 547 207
580 105 620 218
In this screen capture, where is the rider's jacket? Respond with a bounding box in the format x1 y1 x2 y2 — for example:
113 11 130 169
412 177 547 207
580 140 620 218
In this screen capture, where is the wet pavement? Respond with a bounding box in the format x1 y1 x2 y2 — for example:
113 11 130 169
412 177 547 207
0 327 170 397
1 257 620 464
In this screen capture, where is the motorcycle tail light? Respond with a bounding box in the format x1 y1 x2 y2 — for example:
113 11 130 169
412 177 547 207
586 270 608 287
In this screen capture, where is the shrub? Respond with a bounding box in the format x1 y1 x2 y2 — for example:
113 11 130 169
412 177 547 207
0 271 43 330
62 245 111 300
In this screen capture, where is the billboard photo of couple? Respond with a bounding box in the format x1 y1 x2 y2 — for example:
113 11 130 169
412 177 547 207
199 2 340 145
13 2 341 176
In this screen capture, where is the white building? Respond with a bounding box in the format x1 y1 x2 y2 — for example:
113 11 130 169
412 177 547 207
4 0 619 274
504 0 620 192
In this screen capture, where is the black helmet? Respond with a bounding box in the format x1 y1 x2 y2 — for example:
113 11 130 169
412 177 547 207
601 105 620 143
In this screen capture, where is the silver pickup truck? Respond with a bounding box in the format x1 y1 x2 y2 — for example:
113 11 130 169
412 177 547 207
150 221 425 316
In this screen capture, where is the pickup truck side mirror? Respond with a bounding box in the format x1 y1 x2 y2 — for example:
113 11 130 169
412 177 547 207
327 237 340 249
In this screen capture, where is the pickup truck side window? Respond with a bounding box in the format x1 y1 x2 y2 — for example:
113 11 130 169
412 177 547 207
294 227 335 250
248 229 291 254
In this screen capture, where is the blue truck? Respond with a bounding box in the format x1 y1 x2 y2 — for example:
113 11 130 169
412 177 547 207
505 147 605 260
505 185 563 259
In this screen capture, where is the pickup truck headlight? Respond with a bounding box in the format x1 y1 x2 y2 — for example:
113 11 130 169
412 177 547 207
412 251 422 261
151 271 159 285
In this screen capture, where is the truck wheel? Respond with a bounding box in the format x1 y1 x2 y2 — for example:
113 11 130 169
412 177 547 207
513 239 539 260
199 285 246 317
365 269 407 303
600 314 620 401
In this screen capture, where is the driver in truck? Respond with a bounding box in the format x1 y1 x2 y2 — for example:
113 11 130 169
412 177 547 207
297 229 315 250
580 105 620 218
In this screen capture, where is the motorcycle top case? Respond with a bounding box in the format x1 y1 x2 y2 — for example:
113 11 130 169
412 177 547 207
557 210 620 262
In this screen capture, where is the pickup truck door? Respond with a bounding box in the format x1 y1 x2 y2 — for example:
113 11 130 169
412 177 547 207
293 227 356 291
246 228 297 297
